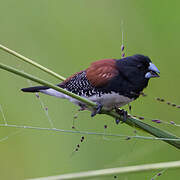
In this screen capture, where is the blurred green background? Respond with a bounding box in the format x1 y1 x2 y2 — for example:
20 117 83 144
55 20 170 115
0 0 179 179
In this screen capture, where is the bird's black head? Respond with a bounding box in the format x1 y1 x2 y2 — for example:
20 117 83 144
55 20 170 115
115 54 160 95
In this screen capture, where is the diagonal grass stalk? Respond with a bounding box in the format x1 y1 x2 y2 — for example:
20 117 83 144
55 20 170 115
0 44 65 81
0 62 180 149
0 123 179 142
27 161 180 180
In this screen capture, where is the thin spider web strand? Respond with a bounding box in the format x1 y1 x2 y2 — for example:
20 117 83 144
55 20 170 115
0 104 8 125
0 130 22 143
36 95 54 128
121 20 124 45
0 102 24 143
0 123 179 141
121 20 125 58
27 79 55 128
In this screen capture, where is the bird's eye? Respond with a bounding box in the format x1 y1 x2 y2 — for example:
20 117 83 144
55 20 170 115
137 64 144 70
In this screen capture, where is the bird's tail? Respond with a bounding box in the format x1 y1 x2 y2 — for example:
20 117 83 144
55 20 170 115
21 85 68 99
21 86 49 93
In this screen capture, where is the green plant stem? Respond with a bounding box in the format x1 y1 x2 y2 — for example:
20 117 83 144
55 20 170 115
0 124 179 141
0 44 65 81
0 63 180 149
27 161 180 180
0 63 94 107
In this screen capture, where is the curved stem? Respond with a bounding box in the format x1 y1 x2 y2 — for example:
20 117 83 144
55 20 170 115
27 161 180 180
0 44 65 81
0 63 180 149
0 63 94 107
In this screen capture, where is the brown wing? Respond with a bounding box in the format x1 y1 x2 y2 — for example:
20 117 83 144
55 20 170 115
86 59 118 87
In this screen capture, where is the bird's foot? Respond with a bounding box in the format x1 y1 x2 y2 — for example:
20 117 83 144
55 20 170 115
115 108 128 124
128 104 132 112
91 102 103 117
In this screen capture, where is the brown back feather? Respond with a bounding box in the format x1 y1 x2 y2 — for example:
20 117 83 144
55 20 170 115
86 59 118 87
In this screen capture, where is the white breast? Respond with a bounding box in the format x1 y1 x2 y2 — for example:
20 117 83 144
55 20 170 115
87 92 134 110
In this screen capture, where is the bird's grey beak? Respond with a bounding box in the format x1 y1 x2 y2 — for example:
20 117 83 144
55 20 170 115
145 63 160 79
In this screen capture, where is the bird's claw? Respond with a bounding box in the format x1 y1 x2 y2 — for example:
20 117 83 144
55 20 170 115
91 103 103 117
115 108 128 124
115 119 121 124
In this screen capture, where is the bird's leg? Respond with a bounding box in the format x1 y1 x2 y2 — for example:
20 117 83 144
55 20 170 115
91 102 103 117
128 104 132 113
115 108 121 124
122 110 128 122
115 108 128 124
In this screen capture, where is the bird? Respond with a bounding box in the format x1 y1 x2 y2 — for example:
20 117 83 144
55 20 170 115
21 54 160 123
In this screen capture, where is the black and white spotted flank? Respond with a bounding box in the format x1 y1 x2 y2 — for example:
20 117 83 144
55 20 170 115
37 71 134 110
